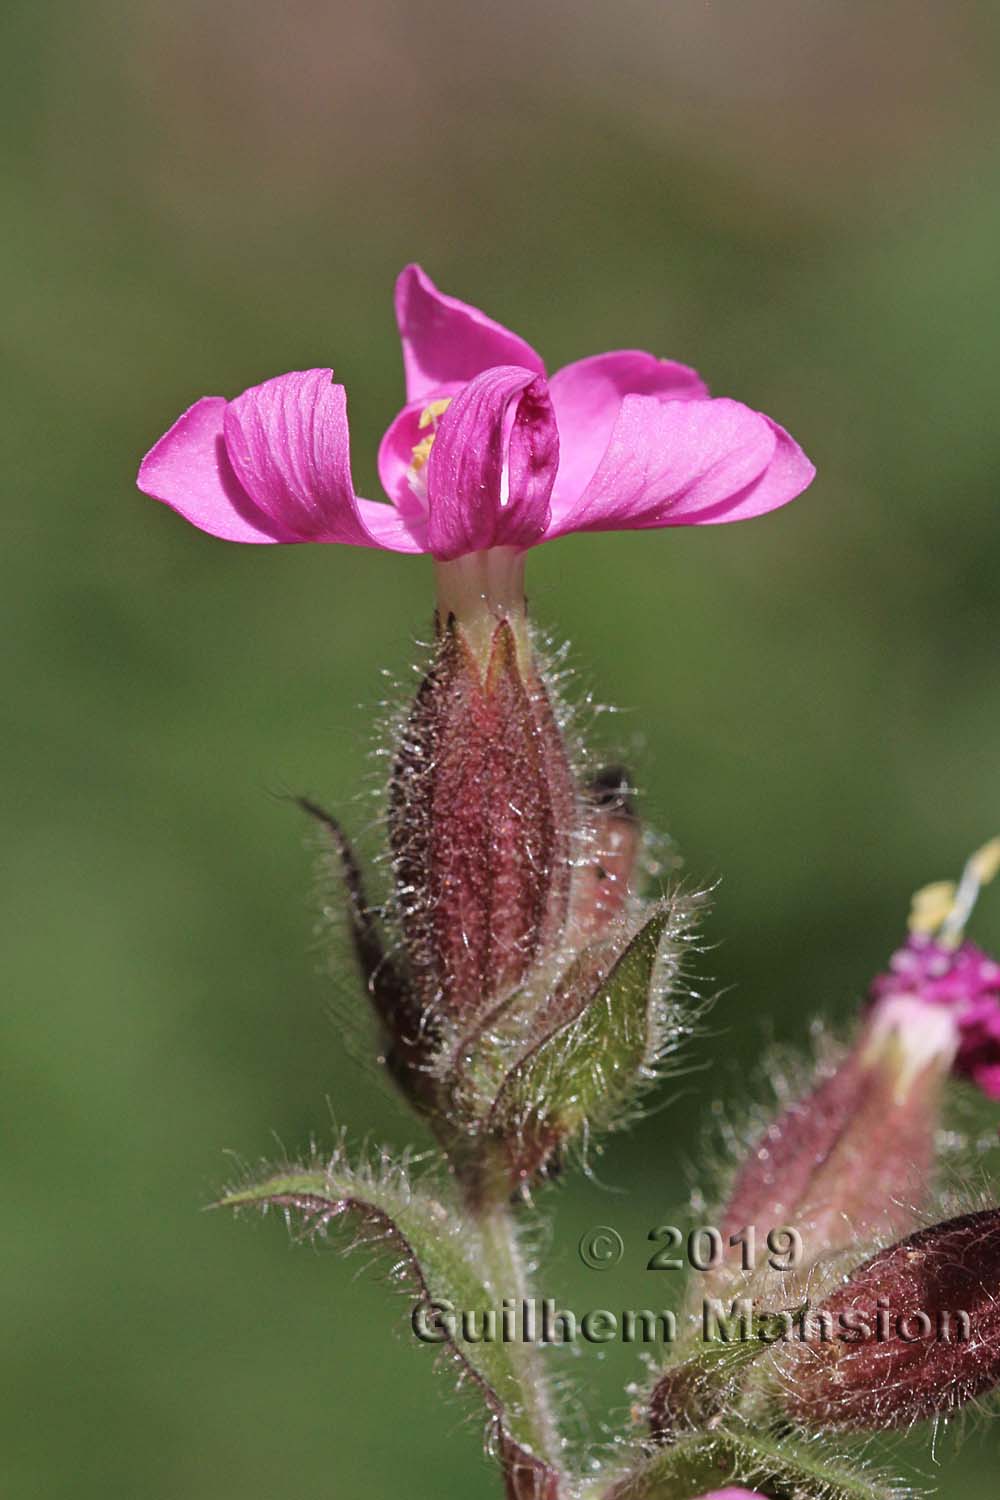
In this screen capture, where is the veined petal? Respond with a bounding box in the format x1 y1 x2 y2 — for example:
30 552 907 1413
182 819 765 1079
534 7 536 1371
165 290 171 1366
222 369 362 541
223 369 426 551
138 397 293 543
425 367 559 561
546 395 812 535
693 415 816 525
395 264 544 406
548 350 708 514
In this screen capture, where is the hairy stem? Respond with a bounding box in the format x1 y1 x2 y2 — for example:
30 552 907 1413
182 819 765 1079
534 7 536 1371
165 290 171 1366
476 1201 562 1482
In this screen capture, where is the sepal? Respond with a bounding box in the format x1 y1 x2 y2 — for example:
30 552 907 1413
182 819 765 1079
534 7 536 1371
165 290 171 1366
600 1425 907 1500
488 904 686 1185
646 1311 789 1443
388 612 574 1021
298 798 439 1115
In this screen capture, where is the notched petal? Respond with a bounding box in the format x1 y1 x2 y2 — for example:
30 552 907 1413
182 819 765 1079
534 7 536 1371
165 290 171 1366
548 349 709 517
546 396 814 537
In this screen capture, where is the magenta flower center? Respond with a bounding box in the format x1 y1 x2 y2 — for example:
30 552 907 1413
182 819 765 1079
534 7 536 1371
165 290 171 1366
869 934 1000 1098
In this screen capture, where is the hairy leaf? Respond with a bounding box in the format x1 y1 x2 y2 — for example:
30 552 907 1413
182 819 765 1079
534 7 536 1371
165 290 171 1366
606 1427 908 1500
219 1149 555 1474
647 1310 797 1441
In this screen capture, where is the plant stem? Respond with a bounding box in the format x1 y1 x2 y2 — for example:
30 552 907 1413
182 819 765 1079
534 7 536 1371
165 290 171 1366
476 1200 562 1474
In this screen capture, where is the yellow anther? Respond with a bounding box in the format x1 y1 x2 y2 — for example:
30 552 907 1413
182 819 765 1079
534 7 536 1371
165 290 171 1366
907 836 1000 945
969 837 1000 888
407 399 453 487
409 433 435 475
908 881 957 936
418 398 452 430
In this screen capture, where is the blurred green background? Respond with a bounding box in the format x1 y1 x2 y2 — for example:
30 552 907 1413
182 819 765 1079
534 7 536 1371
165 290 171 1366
4 1 1000 1495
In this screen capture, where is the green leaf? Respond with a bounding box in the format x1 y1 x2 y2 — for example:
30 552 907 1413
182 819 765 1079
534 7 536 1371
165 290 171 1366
647 1309 799 1440
491 905 676 1141
608 1427 908 1500
218 1147 551 1464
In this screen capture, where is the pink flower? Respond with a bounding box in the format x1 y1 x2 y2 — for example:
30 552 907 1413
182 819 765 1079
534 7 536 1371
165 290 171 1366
137 265 814 556
869 934 1000 1099
866 839 1000 1101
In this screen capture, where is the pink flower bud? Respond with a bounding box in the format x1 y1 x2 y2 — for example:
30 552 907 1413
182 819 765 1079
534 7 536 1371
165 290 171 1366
718 995 958 1273
713 843 1000 1288
389 550 576 1021
779 1208 1000 1429
570 767 642 943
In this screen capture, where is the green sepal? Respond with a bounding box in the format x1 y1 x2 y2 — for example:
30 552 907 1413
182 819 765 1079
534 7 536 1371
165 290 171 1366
605 1426 907 1500
490 905 674 1145
648 1308 804 1441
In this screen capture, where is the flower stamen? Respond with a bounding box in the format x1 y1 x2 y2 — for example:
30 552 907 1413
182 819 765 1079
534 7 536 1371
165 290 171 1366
909 836 1000 946
406 398 453 502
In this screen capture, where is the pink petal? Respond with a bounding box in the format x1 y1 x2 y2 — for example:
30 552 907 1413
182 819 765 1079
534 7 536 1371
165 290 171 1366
223 370 426 551
548 350 709 514
426 367 559 560
138 397 292 543
395 264 545 406
222 369 361 541
693 415 817 525
354 496 428 552
546 395 813 536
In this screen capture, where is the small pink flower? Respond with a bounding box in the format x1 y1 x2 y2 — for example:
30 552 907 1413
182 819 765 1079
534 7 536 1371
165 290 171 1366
867 839 1000 1101
138 265 814 555
869 933 1000 1099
